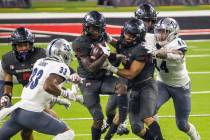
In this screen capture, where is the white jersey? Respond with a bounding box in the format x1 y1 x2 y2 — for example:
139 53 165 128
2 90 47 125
144 33 157 53
20 57 71 112
156 38 190 87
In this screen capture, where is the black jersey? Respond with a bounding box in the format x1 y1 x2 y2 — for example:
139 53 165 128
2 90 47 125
72 35 107 79
1 48 46 86
116 41 155 86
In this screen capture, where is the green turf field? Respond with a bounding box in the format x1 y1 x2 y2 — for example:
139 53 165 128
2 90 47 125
0 40 210 140
0 1 210 13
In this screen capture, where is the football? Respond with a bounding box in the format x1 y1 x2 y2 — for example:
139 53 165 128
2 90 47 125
90 44 104 61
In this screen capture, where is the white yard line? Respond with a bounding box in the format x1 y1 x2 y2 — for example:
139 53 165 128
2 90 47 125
0 114 210 124
189 72 210 74
12 90 210 99
0 10 210 19
186 54 210 58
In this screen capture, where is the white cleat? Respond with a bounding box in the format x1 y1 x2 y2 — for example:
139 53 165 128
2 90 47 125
187 123 201 140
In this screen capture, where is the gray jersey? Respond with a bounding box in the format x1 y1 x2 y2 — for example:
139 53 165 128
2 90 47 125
156 38 190 87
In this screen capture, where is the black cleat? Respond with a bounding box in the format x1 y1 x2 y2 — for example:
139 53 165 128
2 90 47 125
116 123 129 136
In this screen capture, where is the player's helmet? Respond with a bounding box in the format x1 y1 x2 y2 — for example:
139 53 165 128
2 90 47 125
120 18 146 46
83 11 106 41
46 38 72 65
154 18 180 46
135 3 157 32
10 27 35 61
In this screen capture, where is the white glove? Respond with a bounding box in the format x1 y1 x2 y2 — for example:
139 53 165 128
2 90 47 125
0 95 11 109
98 43 110 57
101 59 118 74
75 95 84 105
68 73 83 84
101 59 111 69
50 97 71 109
155 47 168 59
60 84 79 101
143 42 157 56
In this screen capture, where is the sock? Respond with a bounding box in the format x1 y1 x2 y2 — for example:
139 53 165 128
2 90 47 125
91 127 101 140
148 121 163 140
104 123 118 140
117 94 128 123
106 114 115 125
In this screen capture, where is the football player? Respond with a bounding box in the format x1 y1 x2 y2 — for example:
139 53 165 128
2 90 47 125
102 18 164 140
72 11 128 140
102 3 159 139
0 27 70 140
0 38 79 140
135 3 157 33
152 18 200 140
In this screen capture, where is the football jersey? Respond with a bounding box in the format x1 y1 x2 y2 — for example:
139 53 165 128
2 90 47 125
116 41 154 88
20 57 71 112
0 60 18 84
1 48 46 86
155 38 190 87
72 35 107 79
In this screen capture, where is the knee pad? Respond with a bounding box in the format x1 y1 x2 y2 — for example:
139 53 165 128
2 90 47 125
176 120 188 132
53 130 75 140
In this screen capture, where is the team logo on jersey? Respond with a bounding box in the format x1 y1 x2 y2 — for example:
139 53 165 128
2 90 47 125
10 65 14 70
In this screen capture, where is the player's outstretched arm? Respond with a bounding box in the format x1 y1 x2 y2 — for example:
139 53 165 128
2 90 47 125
0 72 13 108
43 73 65 96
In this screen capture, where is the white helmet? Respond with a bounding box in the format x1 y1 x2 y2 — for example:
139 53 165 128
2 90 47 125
154 18 179 46
46 38 72 65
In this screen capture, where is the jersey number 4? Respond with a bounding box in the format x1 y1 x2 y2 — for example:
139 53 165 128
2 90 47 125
26 68 43 89
154 60 169 73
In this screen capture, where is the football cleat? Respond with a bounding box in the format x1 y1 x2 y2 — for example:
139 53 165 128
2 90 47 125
101 121 111 134
116 123 129 136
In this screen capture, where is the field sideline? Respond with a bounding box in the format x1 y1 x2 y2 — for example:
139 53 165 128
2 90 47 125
0 40 210 140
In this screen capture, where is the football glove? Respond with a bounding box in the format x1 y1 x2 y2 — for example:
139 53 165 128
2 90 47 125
61 84 79 101
68 73 83 84
101 59 118 74
0 95 11 109
98 43 110 57
50 97 71 109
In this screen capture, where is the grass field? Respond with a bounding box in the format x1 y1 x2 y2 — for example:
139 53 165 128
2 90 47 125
0 40 210 140
0 1 210 13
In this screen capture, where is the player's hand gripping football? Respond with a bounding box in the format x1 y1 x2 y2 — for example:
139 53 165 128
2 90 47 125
98 43 110 57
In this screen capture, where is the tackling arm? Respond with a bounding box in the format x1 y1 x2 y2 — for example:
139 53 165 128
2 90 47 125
3 71 13 97
117 60 145 80
43 73 65 96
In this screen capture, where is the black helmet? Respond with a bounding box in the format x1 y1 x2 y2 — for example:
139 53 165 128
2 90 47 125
121 18 146 46
83 11 106 41
11 27 35 61
135 3 157 22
